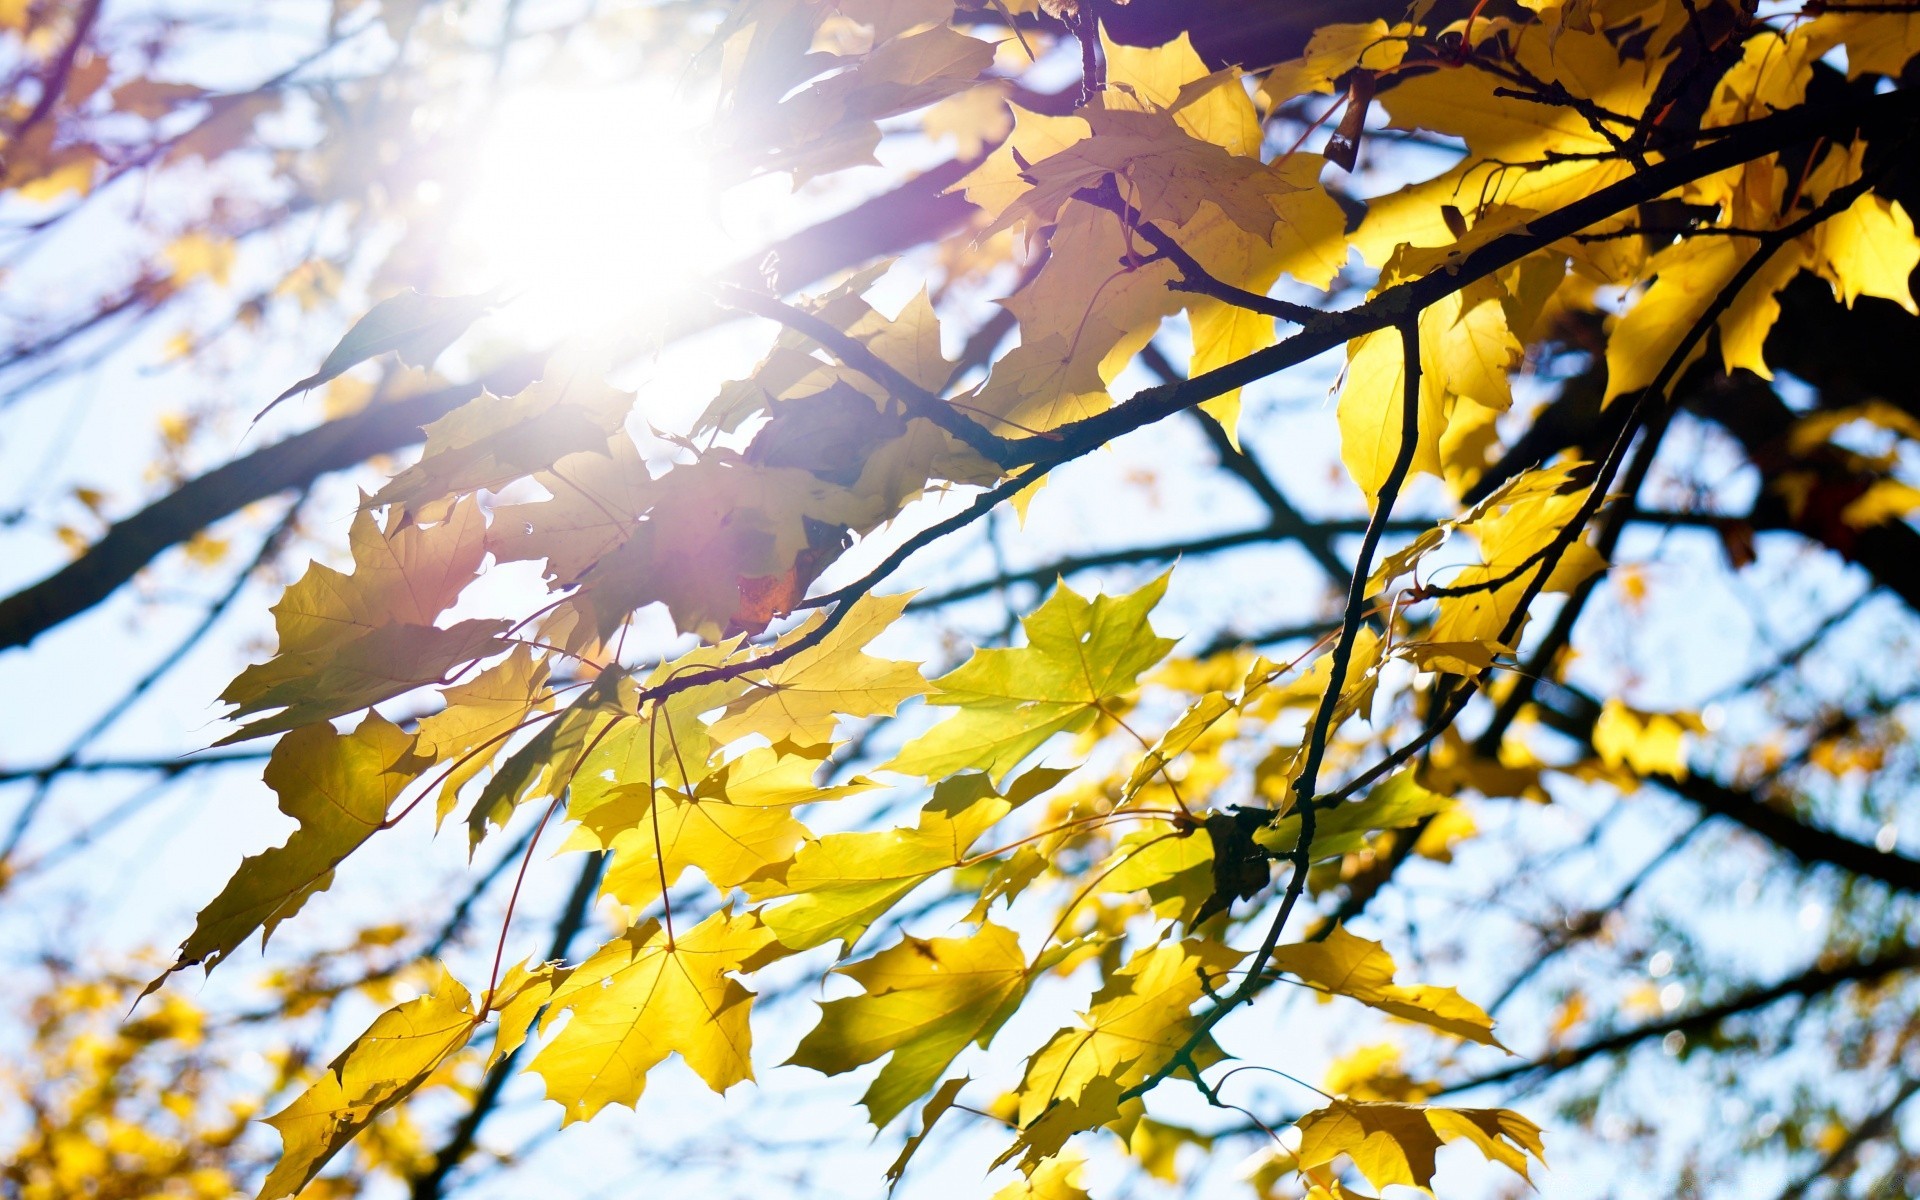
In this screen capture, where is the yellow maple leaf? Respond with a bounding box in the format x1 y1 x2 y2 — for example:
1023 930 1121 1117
258 964 478 1200
1258 21 1407 109
531 909 774 1123
747 773 1020 951
1812 192 1920 315
1806 11 1920 81
413 644 553 822
163 233 236 287
991 1150 1091 1200
579 746 875 912
1293 1100 1545 1193
1266 925 1504 1047
1592 699 1703 777
711 590 929 747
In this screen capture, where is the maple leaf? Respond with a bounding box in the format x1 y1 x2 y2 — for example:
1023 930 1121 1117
531 909 775 1123
1017 938 1244 1124
260 287 501 419
488 434 655 591
712 591 929 747
557 640 756 827
1254 769 1457 864
1812 191 1920 315
372 373 635 510
218 500 506 743
574 745 876 913
487 959 568 1067
258 964 478 1200
887 1075 971 1186
759 23 996 183
1592 700 1704 778
1419 465 1607 664
1603 235 1807 403
996 1075 1123 1175
413 644 553 822
1355 28 1658 266
984 106 1286 244
1266 925 1505 1048
1293 1100 1545 1194
1807 10 1920 80
531 452 878 642
745 772 1026 952
889 575 1176 783
153 714 416 990
789 922 1030 1128
1259 20 1407 109
220 619 511 745
991 1151 1092 1200
465 670 634 847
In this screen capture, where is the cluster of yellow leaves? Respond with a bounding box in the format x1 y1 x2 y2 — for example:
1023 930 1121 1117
482 274 1002 643
1370 463 1608 673
2 976 244 1200
158 0 1920 1194
709 0 996 181
957 34 1345 435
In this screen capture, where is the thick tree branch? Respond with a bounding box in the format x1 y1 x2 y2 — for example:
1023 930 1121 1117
0 366 535 653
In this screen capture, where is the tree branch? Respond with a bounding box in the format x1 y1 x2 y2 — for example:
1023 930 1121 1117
713 283 1020 468
1529 680 1920 893
1433 944 1920 1097
0 154 988 652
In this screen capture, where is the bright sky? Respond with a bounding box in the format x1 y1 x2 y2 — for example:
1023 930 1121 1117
0 4 1907 1198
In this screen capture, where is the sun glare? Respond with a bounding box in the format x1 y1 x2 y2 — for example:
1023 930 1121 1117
453 84 734 336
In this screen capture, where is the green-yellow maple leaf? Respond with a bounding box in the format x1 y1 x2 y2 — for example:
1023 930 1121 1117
745 772 1022 952
789 921 1029 1128
1017 937 1243 1124
711 591 929 747
1254 769 1456 863
890 575 1176 783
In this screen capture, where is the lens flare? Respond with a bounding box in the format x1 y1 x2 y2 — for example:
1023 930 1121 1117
452 83 730 337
